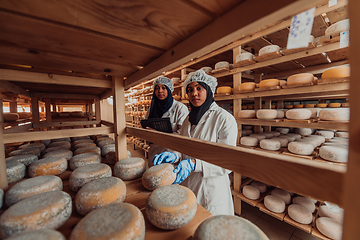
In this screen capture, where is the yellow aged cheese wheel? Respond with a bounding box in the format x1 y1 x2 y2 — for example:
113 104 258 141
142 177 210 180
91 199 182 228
293 104 304 108
259 79 279 88
279 80 287 86
238 82 255 91
328 103 341 108
284 105 293 109
287 73 314 85
114 157 146 180
316 103 328 108
304 104 315 108
216 86 232 94
342 102 349 107
322 66 350 79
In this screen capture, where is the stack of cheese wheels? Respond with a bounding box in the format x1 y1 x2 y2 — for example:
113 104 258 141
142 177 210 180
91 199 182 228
3 113 19 122
286 109 312 120
235 52 254 62
69 152 101 170
47 141 71 150
75 146 101 156
9 148 41 157
217 86 232 94
238 110 256 119
319 108 350 121
295 128 313 136
200 67 212 73
316 130 334 140
256 109 277 119
259 79 280 88
260 139 281 151
101 144 115 157
276 127 290 134
142 163 176 190
52 137 71 143
271 188 291 205
19 143 46 152
28 157 68 177
70 163 112 192
288 204 313 224
5 175 63 207
71 203 145 240
292 196 315 213
264 195 286 213
243 185 260 200
240 137 258 147
319 145 348 163
193 215 269 240
316 217 343 240
114 157 146 180
288 141 314 156
75 177 126 215
287 73 314 85
259 45 280 56
250 181 267 193
215 61 229 69
238 82 256 91
322 65 350 79
318 205 344 224
325 19 350 37
146 185 197 230
0 191 72 239
6 162 26 184
5 229 65 240
5 154 38 166
44 149 73 161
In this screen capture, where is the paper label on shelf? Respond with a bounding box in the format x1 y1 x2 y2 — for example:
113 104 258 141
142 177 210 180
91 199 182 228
287 8 316 49
329 0 337 7
340 31 349 48
325 201 342 212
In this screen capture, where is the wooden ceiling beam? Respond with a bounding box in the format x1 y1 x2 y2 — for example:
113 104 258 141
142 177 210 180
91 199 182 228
0 80 30 98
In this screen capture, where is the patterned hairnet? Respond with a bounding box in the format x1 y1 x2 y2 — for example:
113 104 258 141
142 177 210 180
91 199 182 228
153 76 174 93
183 69 218 96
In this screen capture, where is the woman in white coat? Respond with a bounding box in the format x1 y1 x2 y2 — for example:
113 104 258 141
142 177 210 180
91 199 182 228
146 76 189 165
152 69 238 216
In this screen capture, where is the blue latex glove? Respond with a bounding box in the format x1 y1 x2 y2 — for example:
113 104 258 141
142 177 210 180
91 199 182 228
173 159 195 184
152 151 177 166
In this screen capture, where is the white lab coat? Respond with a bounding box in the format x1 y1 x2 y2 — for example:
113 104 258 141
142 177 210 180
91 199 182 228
174 102 238 216
147 100 189 164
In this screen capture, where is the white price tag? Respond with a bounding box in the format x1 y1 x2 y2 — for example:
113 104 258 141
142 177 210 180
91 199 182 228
325 201 342 212
329 0 337 7
340 31 349 48
287 8 316 49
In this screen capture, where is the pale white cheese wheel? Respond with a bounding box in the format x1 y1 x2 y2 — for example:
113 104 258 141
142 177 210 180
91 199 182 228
264 195 285 213
316 130 334 140
250 181 267 193
318 205 344 224
287 73 314 85
295 139 318 148
270 131 281 137
262 132 274 139
288 204 313 224
288 142 314 156
243 185 260 200
260 139 281 151
249 134 266 141
276 127 290 134
271 189 291 205
240 137 258 147
328 137 348 143
278 135 296 142
257 109 278 119
215 61 229 69
5 229 65 240
259 45 280 56
295 128 313 136
286 109 312 120
319 108 350 121
319 146 348 163
238 110 256 119
271 137 288 147
325 19 350 36
235 52 254 63
69 152 102 170
292 196 315 213
276 110 285 118
306 135 326 145
286 133 302 140
316 217 342 240
335 131 349 138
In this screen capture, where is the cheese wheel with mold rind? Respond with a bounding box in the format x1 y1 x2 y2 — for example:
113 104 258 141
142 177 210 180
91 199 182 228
278 135 296 143
249 134 266 141
288 204 313 224
146 185 197 230
250 181 266 193
288 142 314 156
9 148 41 157
69 153 101 170
95 137 112 144
142 163 176 191
264 195 285 213
260 139 281 151
193 215 269 240
75 177 126 215
105 151 132 164
74 146 101 156
51 137 71 143
292 196 315 213
256 109 277 119
97 139 115 148
287 73 314 85
319 146 348 163
335 131 348 138
101 144 115 157
271 137 288 147
47 141 72 150
44 149 73 161
114 157 146 180
307 135 326 145
5 175 63 207
243 185 260 200
241 130 253 136
318 205 344 224
70 163 112 192
276 110 285 118
215 61 229 69
295 128 313 136
316 217 342 240
325 19 350 36
259 79 279 88
0 191 72 239
319 108 350 121
74 142 96 149
19 143 46 152
28 157 68 177
6 162 25 184
316 130 334 140
238 110 256 119
271 189 291 205
259 45 280 56
276 127 290 134
5 229 65 240
240 137 258 147
262 132 274 139
0 189 3 209
286 109 312 120
5 154 38 166
41 139 51 146
73 139 93 146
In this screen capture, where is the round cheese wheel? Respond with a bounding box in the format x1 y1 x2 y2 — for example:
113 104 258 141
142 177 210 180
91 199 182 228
322 65 351 79
316 103 328 108
262 132 273 138
5 229 65 240
240 137 258 147
271 137 288 147
286 109 312 120
5 175 63 207
316 130 334 140
256 109 277 119
9 148 41 157
288 142 314 156
69 152 101 170
287 73 314 85
259 45 280 56
278 135 296 143
335 131 348 138
200 67 212 73
101 144 115 157
51 137 71 143
0 191 72 239
284 105 293 109
328 137 348 143
47 141 71 149
249 134 266 141
236 52 254 63
259 79 280 88
75 146 101 156
3 113 19 122
105 150 132 164
293 104 304 108
292 196 315 213
269 131 280 137
319 146 348 163
318 205 344 224
238 82 256 91
75 177 126 215
146 185 197 230
97 139 115 148
241 129 253 136
238 110 256 119
295 139 318 148
41 139 51 146
5 154 38 166
316 217 342 240
217 86 232 94
295 128 313 136
271 189 291 205
6 162 25 184
44 149 73 161
287 133 302 140
95 137 112 144
342 102 349 107
275 110 284 119
71 202 145 240
19 143 46 152
264 195 285 213
276 127 290 134
193 215 269 240
215 61 229 69
243 185 260 200
71 111 84 117
325 19 350 36
306 135 326 145
250 181 266 193
288 204 313 224
74 142 96 150
319 108 350 121
305 104 315 108
142 163 176 190
328 103 341 108
114 157 146 180
73 138 92 145
260 139 281 151
279 80 287 86
28 157 67 177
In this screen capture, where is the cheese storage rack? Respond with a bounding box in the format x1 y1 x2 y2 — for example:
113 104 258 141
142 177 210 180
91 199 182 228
0 0 359 239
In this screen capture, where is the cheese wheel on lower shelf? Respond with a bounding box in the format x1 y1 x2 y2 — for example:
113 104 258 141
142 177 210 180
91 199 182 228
97 139 115 148
306 135 326 145
114 157 146 180
70 163 112 192
47 141 71 149
278 135 296 143
142 163 176 190
28 157 68 177
71 202 145 240
3 113 19 121
9 148 41 157
5 154 38 166
69 152 101 170
236 52 254 62
193 215 269 240
44 149 73 161
6 162 25 184
318 205 344 224
316 217 342 240
286 109 312 120
105 151 132 164
249 134 266 141
0 191 72 239
240 137 258 147
259 79 279 88
276 127 290 134
264 195 285 213
319 146 348 163
260 139 280 150
101 144 115 157
288 204 313 224
316 130 334 140
243 185 260 200
238 110 256 119
322 65 350 80
335 131 348 138
5 175 63 207
256 109 277 119
319 108 350 121
287 73 314 85
250 181 266 193
75 177 126 215
295 139 318 148
270 137 288 147
288 142 314 156
146 185 197 230
19 143 46 152
271 189 291 205
74 142 96 150
5 229 65 240
269 131 281 137
295 128 313 136
262 132 274 139
292 196 315 213
75 146 101 156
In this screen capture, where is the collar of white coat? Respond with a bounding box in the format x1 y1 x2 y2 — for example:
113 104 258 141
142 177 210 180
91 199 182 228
195 101 218 125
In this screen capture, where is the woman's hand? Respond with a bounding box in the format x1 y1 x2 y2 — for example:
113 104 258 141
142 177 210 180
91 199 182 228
152 151 177 165
173 159 195 184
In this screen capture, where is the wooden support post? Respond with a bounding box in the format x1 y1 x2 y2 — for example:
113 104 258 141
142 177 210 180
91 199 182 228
31 96 39 124
254 73 262 133
88 102 94 124
45 99 51 123
0 99 8 190
113 76 127 161
95 99 101 127
181 68 187 100
9 101 17 113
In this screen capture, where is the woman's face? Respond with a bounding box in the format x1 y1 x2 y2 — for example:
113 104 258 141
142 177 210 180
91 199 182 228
187 82 207 107
154 84 168 100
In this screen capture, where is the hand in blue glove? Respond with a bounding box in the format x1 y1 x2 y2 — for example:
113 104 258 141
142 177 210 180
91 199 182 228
152 151 177 166
173 159 195 184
